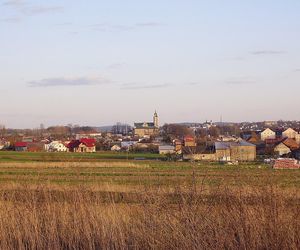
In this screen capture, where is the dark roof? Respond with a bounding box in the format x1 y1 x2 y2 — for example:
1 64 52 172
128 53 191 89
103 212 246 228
67 140 81 149
215 140 255 150
134 122 155 129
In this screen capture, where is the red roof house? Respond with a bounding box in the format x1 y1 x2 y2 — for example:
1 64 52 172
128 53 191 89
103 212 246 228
67 138 96 153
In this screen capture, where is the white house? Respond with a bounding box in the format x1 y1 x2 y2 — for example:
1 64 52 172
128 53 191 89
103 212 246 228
111 145 121 151
46 141 68 152
260 128 276 141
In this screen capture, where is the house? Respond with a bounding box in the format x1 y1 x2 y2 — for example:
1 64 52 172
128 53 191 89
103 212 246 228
246 131 260 144
15 142 28 151
111 145 121 151
274 138 299 156
260 128 276 141
183 140 256 162
67 138 96 153
184 136 196 147
174 139 183 153
264 121 277 127
215 140 256 162
282 128 298 139
121 141 137 150
274 142 291 156
134 111 159 137
75 132 102 140
46 141 68 152
159 145 175 155
0 140 10 150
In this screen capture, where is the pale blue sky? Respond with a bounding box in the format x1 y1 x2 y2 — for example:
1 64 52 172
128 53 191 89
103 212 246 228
1 0 300 128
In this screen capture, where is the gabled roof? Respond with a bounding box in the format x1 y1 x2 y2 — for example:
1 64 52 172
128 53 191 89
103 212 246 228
282 138 299 150
80 138 96 147
283 128 297 133
184 135 195 141
261 128 275 134
67 138 96 149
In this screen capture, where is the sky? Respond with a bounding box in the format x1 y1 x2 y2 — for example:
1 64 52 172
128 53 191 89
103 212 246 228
0 0 300 128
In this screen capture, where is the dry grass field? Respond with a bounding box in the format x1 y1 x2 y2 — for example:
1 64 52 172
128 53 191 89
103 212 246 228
0 160 299 249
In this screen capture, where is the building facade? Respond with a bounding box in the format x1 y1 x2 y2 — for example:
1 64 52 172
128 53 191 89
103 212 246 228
134 111 159 137
260 128 276 141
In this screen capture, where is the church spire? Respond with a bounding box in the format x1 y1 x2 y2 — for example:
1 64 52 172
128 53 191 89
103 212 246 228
153 110 159 128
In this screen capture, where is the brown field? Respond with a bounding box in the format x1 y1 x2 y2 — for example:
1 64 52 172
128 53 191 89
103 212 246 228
0 161 299 249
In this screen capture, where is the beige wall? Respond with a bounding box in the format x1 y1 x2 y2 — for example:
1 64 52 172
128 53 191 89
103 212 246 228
74 144 96 153
215 146 256 162
283 128 297 139
134 128 158 137
215 149 231 161
274 143 291 156
230 146 256 161
296 134 300 144
183 153 216 161
261 129 276 141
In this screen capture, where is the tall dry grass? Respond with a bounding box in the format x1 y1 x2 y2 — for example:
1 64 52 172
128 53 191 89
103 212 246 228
0 181 298 250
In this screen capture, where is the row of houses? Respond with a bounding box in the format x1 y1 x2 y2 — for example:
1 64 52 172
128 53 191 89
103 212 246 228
243 127 300 158
15 138 96 153
260 128 300 143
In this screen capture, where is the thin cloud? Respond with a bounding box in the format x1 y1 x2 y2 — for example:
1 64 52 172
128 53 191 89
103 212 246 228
23 6 64 15
121 83 171 90
294 69 300 72
226 81 252 85
90 21 163 32
185 82 201 86
0 17 21 23
28 76 111 87
55 22 72 26
3 0 64 16
225 76 256 85
107 63 125 70
2 0 26 7
231 56 246 61
136 22 164 27
250 50 286 55
90 23 133 32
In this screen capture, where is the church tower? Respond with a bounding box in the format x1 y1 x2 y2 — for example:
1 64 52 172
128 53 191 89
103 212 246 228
153 111 159 128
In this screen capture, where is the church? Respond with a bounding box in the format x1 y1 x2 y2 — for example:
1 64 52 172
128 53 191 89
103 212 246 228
134 111 159 137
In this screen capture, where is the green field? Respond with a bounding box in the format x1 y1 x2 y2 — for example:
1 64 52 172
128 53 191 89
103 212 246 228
0 151 166 162
0 157 298 189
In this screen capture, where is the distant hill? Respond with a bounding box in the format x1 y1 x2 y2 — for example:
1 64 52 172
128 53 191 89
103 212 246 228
94 126 113 132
